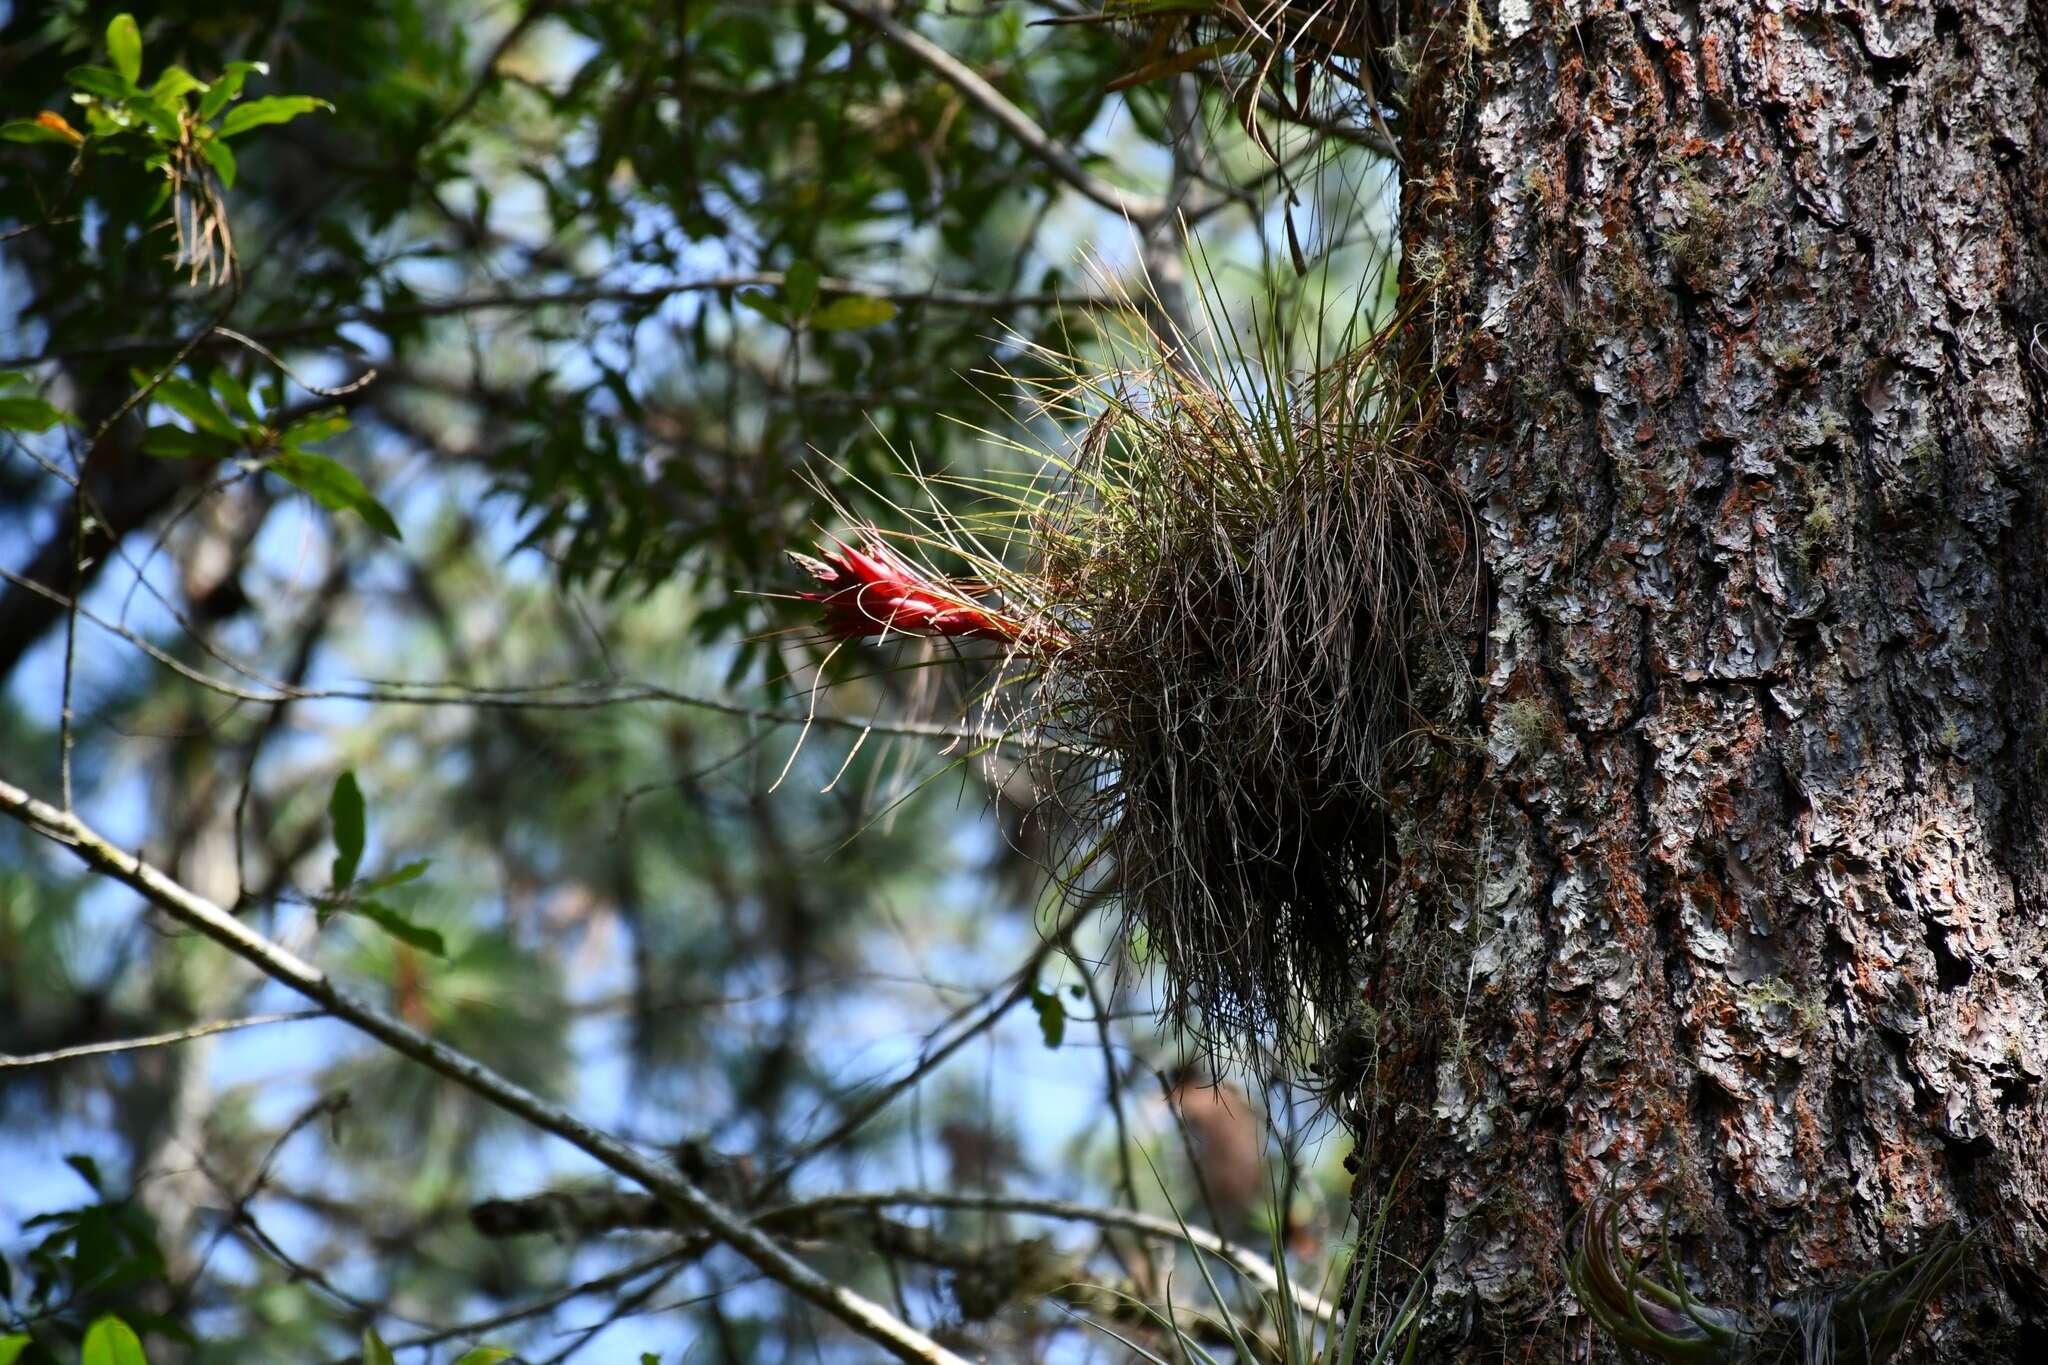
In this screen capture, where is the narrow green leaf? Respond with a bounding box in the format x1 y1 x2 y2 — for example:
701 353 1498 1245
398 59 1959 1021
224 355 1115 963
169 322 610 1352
0 395 66 432
82 1315 147 1365
279 409 350 448
355 900 447 958
329 771 365 890
783 260 820 317
197 61 266 122
1 118 82 145
153 375 240 439
209 368 258 423
142 425 236 459
216 95 331 139
360 1328 396 1365
106 16 143 88
451 1349 513 1365
736 289 787 326
67 66 134 101
809 296 898 331
65 1154 104 1192
358 860 430 894
0 1334 29 1365
198 136 236 189
272 452 402 539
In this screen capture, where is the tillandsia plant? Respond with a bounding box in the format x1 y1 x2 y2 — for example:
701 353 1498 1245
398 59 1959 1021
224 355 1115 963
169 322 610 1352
1567 1194 1969 1364
785 270 1476 1070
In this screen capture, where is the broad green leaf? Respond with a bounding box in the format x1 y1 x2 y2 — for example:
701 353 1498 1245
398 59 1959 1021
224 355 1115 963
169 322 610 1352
451 1349 514 1365
153 375 240 439
1 115 83 145
1028 985 1066 1049
217 95 331 139
142 424 236 459
784 260 819 317
361 1328 396 1365
82 1315 146 1365
0 1334 29 1365
150 66 206 104
358 860 430 894
272 452 402 539
736 289 787 326
106 16 143 88
329 770 365 890
199 135 236 188
198 62 267 122
0 395 65 433
67 66 135 102
355 900 447 958
809 296 898 331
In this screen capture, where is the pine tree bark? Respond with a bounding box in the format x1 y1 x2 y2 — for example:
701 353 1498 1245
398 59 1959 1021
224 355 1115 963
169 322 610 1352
1360 0 2048 1356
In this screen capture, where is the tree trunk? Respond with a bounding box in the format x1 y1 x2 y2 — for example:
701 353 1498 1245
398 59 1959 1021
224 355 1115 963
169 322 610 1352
1356 0 2048 1356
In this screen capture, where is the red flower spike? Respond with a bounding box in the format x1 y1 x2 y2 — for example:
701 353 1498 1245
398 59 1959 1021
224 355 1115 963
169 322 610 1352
789 531 1056 650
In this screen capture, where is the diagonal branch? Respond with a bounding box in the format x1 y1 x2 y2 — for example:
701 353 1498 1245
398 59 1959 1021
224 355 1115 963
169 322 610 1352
825 0 1166 223
0 770 968 1365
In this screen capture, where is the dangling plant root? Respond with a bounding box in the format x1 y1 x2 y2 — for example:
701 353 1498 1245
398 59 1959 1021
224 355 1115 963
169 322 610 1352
1568 1194 1970 1364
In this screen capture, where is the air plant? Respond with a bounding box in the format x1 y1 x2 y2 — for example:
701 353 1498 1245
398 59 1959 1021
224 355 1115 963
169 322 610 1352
1568 1193 1969 1364
785 265 1475 1068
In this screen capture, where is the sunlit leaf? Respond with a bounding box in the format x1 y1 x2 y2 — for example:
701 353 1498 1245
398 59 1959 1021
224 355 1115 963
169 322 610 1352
354 900 447 958
81 1315 146 1365
106 16 143 89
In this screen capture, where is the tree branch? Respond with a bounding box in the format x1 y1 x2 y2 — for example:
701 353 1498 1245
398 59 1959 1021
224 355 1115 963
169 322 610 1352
0 1010 326 1069
0 770 969 1365
825 0 1166 223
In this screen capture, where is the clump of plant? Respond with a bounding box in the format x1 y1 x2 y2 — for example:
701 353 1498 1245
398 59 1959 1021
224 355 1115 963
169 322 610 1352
1568 1193 1969 1364
786 286 1474 1067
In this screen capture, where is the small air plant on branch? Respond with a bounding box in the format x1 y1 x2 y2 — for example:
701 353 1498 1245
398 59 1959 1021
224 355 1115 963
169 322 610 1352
785 266 1475 1071
1568 1193 1969 1364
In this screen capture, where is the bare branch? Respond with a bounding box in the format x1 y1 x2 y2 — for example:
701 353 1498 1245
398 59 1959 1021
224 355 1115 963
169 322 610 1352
0 1010 326 1070
0 770 969 1365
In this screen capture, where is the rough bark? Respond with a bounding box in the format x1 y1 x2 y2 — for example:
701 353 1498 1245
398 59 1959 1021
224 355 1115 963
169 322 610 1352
1354 0 2048 1357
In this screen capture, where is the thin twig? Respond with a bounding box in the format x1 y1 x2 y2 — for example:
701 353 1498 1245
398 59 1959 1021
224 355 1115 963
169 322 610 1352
0 1010 327 1070
0 770 969 1365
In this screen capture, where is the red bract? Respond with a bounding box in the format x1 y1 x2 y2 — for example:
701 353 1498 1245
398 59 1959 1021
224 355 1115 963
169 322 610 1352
790 531 1051 649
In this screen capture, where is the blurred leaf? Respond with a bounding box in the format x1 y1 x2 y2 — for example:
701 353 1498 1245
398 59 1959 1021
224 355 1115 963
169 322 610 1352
149 67 206 104
784 260 819 317
106 16 143 89
0 1335 27 1365
217 95 331 139
330 771 366 890
197 62 266 122
1029 985 1066 1049
359 860 431 894
353 900 448 958
142 425 236 459
361 1328 395 1365
1 115 83 145
279 410 351 448
152 376 240 439
81 1315 146 1365
67 67 134 102
451 1349 513 1365
810 296 898 331
199 137 236 188
209 368 258 423
272 452 402 539
736 289 787 326
65 1154 104 1194
0 395 66 432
